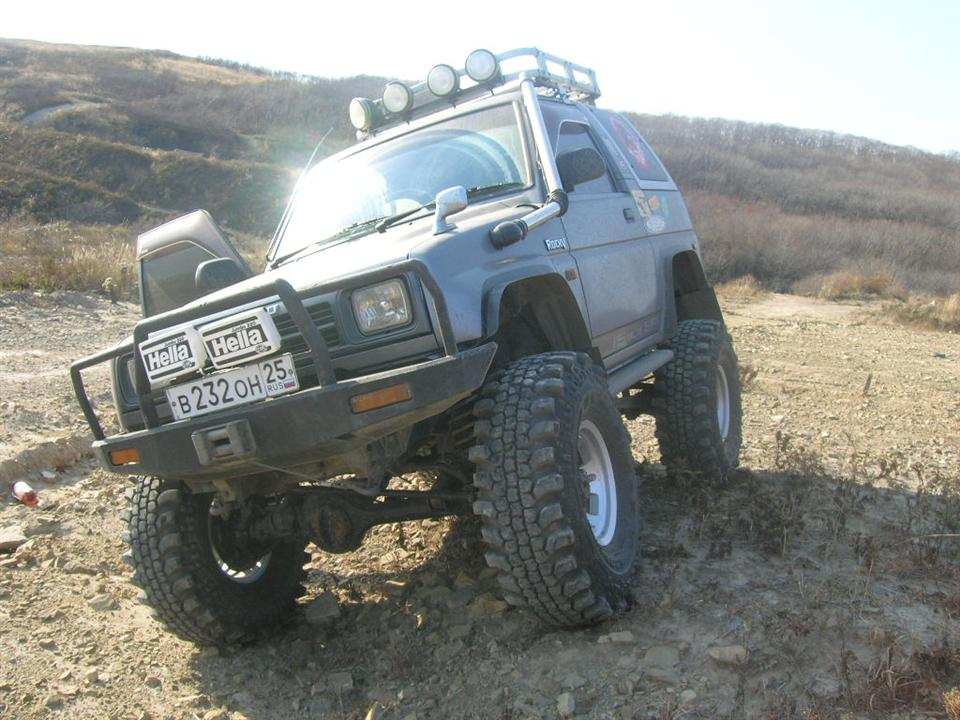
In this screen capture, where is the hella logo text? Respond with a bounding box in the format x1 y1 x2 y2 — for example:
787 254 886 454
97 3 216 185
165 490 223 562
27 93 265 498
144 340 193 372
206 322 268 358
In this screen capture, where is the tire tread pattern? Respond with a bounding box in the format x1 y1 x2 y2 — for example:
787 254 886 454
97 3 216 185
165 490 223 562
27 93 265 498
123 476 307 646
469 352 634 627
653 319 742 480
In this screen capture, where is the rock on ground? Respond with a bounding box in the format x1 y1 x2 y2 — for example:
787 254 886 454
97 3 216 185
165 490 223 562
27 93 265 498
0 525 26 552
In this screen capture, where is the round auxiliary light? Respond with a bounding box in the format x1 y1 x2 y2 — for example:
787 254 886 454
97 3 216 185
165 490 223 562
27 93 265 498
382 81 413 115
465 49 499 83
426 63 459 98
349 97 377 131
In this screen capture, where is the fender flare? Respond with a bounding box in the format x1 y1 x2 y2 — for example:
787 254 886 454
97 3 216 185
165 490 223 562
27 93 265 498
481 266 590 348
662 250 722 333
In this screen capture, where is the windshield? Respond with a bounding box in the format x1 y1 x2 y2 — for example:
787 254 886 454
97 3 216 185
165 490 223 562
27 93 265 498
274 103 529 258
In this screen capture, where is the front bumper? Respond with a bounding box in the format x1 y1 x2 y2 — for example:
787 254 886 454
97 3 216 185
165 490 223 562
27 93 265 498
70 259 491 479
91 343 495 478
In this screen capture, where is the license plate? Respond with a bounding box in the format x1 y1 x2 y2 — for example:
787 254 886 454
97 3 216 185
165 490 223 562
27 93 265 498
199 308 282 370
165 354 299 421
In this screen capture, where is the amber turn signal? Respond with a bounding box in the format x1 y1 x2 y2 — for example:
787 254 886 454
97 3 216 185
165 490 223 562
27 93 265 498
109 447 141 466
349 383 412 414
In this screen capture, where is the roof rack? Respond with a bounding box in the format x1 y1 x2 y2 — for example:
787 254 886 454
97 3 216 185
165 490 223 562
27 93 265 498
418 47 601 102
354 48 600 137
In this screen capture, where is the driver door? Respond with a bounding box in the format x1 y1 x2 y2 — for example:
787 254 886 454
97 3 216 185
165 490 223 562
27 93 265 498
540 101 661 367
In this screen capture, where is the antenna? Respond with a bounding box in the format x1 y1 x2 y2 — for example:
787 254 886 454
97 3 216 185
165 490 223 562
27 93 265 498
266 125 336 264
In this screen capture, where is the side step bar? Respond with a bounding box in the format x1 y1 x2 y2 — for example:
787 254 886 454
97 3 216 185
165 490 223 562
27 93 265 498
607 349 674 396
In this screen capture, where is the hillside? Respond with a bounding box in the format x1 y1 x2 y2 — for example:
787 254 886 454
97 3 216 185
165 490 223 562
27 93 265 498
1 37 958 299
635 114 960 296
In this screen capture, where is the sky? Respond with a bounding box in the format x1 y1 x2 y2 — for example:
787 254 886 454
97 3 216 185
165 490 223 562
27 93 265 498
4 0 959 154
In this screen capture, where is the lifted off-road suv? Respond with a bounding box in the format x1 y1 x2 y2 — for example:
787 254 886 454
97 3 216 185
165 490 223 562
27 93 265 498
71 48 742 645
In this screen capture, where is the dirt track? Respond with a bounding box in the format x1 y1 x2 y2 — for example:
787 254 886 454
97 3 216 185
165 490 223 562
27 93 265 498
1 290 959 720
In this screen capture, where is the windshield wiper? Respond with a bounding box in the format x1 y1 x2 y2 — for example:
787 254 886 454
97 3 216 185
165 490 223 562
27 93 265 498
376 203 435 233
466 181 525 198
270 216 388 268
275 182 530 263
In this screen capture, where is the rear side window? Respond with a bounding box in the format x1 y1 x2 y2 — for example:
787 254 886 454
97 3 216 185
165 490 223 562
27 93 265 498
594 110 669 183
140 241 217 316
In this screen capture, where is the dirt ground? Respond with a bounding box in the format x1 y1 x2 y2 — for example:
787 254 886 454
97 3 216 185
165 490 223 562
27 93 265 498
1 290 959 720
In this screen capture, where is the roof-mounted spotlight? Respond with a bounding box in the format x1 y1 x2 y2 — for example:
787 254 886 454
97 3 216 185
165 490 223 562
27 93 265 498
426 64 459 98
465 49 499 84
348 97 378 132
382 81 414 115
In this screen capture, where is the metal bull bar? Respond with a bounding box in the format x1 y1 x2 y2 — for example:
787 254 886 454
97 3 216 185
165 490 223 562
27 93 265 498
70 259 458 441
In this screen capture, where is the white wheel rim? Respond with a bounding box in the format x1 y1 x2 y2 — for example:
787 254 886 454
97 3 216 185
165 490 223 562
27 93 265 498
208 517 271 585
213 551 271 585
578 419 618 547
716 365 731 441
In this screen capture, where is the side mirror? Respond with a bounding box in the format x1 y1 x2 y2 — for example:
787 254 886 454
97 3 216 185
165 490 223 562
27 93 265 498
433 185 468 235
556 147 607 192
196 257 246 293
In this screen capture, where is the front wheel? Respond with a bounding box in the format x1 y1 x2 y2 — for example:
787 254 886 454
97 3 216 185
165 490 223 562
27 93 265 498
654 319 743 481
469 352 639 627
121 477 308 646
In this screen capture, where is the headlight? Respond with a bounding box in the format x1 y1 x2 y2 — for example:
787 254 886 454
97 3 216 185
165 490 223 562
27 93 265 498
352 280 412 335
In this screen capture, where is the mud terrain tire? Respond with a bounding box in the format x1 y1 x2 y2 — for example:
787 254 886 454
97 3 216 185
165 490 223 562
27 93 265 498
469 352 639 627
654 319 742 481
122 476 307 646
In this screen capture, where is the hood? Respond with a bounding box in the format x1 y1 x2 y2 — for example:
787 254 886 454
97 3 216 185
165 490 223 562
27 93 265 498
195 226 421 308
158 194 535 326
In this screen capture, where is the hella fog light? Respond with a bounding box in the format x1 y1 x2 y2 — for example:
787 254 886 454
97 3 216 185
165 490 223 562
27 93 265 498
349 97 377 131
465 49 499 83
352 279 412 334
426 64 459 97
382 82 413 115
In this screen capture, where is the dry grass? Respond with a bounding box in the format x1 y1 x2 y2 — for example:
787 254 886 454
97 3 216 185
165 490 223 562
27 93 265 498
687 192 959 297
0 216 138 298
714 274 768 303
0 214 268 299
846 641 960 715
885 293 960 333
794 270 909 301
944 687 960 719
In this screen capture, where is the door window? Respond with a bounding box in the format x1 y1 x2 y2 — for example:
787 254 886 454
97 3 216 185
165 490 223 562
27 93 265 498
140 241 217 316
541 101 618 195
554 122 614 194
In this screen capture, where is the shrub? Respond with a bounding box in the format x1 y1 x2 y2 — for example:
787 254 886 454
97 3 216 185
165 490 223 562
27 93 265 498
806 271 908 301
885 294 960 333
714 274 767 303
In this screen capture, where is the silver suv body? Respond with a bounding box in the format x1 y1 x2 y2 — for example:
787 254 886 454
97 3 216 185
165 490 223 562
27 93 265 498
71 49 738 645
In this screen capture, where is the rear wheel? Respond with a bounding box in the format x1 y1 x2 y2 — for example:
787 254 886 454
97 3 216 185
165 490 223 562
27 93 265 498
122 476 308 646
469 352 639 626
654 319 742 481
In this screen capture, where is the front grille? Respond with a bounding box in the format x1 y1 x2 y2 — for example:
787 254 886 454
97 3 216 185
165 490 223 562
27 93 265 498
272 300 341 389
120 300 343 427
